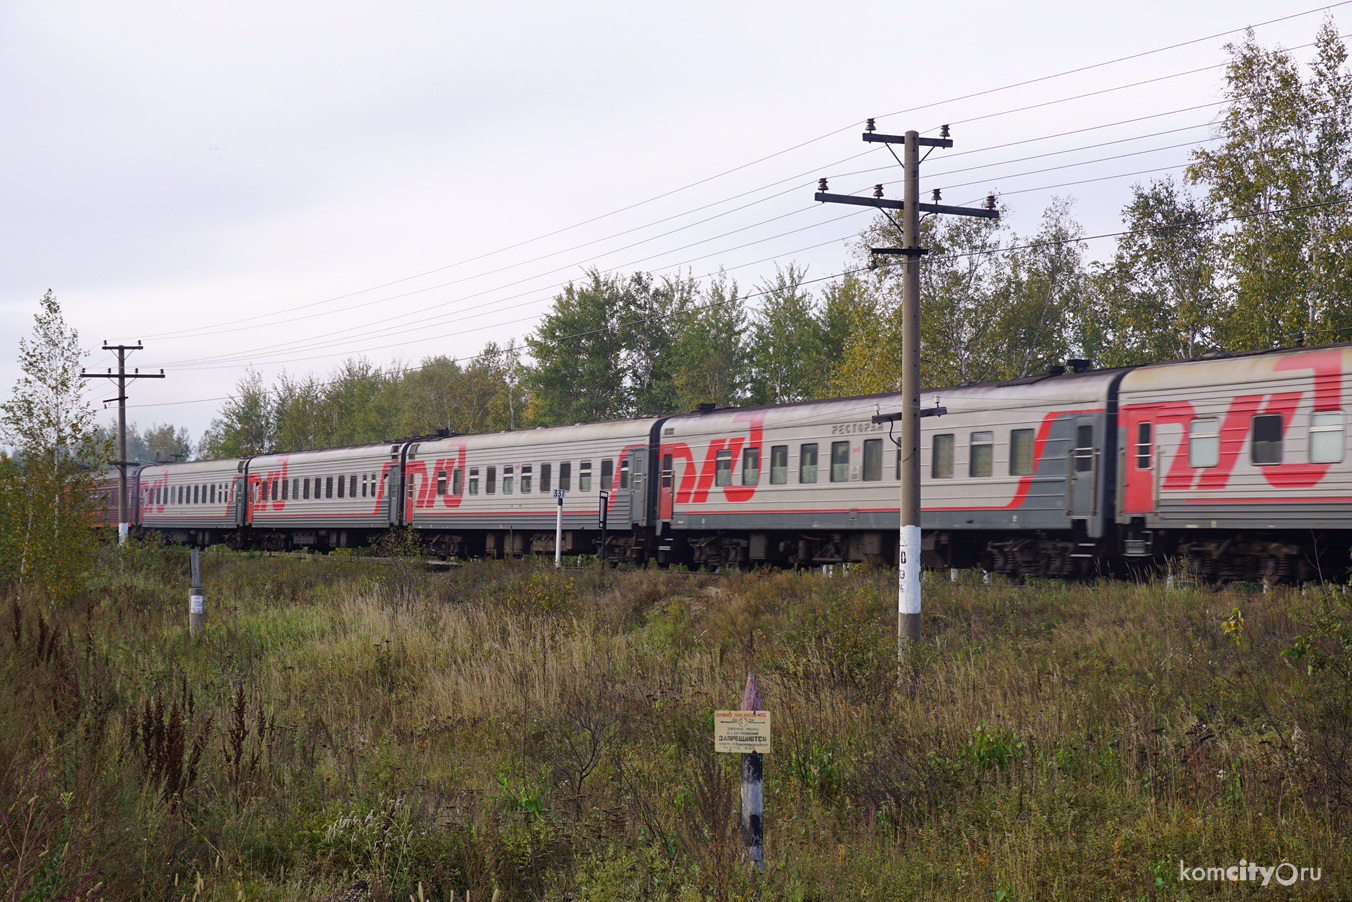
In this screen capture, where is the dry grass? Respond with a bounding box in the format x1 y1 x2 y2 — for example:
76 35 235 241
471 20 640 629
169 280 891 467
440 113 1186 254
1 543 1349 900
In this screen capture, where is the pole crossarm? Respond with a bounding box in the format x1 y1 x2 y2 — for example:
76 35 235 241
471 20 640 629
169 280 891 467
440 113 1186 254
863 132 953 149
814 191 999 219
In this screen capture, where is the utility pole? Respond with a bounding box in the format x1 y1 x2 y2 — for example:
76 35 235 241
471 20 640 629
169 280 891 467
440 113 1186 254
815 122 998 650
81 342 165 544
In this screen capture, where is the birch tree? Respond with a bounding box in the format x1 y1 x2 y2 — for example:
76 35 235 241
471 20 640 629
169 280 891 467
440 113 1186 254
0 291 103 601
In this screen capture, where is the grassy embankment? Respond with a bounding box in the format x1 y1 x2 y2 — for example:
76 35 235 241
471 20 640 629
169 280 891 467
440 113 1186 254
2 540 1350 900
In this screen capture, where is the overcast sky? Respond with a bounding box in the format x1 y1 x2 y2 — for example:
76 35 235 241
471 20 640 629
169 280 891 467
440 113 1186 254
1 0 1344 442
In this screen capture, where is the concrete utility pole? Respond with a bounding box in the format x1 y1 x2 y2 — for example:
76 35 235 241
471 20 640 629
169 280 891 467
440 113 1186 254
81 342 165 544
815 122 998 649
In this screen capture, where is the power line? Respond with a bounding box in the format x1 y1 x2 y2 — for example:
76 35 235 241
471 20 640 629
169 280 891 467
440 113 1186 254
136 5 1347 345
133 192 1352 413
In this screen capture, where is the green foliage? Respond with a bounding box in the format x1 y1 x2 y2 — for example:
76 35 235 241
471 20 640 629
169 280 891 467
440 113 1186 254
0 291 105 602
94 420 194 464
837 199 1089 395
671 271 749 411
198 368 276 458
747 263 830 405
1188 21 1352 350
1082 178 1224 367
526 269 632 425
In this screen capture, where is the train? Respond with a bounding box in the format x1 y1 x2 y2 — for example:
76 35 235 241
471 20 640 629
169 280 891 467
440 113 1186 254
98 341 1352 581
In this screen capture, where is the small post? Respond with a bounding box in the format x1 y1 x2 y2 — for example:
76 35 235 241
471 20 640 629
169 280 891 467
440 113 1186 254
189 548 206 636
741 673 765 871
553 488 566 568
597 489 610 568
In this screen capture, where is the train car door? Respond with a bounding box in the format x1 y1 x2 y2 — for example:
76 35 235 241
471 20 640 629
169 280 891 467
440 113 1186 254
384 465 403 526
232 476 248 527
1067 417 1099 522
1122 415 1157 516
659 452 675 523
627 449 648 526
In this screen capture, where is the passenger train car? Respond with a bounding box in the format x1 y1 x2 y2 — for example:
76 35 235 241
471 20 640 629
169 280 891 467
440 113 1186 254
95 341 1352 582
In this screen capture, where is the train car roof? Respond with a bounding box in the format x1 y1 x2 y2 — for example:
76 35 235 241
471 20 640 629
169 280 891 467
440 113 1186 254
409 417 661 455
1120 341 1352 393
248 441 406 466
138 458 244 477
661 366 1132 432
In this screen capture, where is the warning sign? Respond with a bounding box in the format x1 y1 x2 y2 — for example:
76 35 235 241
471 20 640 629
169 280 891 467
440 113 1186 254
714 710 771 753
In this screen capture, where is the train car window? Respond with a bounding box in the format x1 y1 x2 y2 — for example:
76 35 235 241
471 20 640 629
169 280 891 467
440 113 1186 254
486 466 497 495
540 463 550 493
928 433 951 479
191 485 198 504
1251 414 1284 465
1136 423 1153 469
742 447 760 486
350 475 357 497
209 485 215 504
620 458 630 489
1074 424 1095 473
469 467 480 495
452 468 464 496
830 441 850 482
800 443 819 483
715 450 733 487
1190 418 1220 468
970 432 994 478
360 475 367 498
303 479 311 500
601 458 614 490
579 461 591 492
326 477 334 499
561 462 572 491
1010 429 1035 476
863 439 883 481
503 465 514 495
1311 411 1345 463
337 474 346 498
280 479 288 501
437 471 447 496
770 445 788 484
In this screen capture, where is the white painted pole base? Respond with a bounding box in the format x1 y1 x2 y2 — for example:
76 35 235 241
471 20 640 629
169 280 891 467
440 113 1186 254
189 548 205 636
898 524 921 642
118 522 129 545
189 594 206 636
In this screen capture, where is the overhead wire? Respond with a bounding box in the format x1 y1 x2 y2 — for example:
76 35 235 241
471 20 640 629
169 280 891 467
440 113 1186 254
137 3 1347 344
131 191 1352 412
126 5 1352 408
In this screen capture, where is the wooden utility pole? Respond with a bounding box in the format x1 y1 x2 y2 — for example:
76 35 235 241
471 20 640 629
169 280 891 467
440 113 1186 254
815 122 998 649
81 342 165 544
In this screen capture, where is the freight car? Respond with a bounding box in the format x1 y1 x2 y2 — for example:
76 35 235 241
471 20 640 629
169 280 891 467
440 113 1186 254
102 341 1352 582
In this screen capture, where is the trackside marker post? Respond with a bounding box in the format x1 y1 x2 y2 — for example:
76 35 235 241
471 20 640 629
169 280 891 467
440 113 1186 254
597 489 609 568
553 488 566 568
189 548 205 637
715 673 768 870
